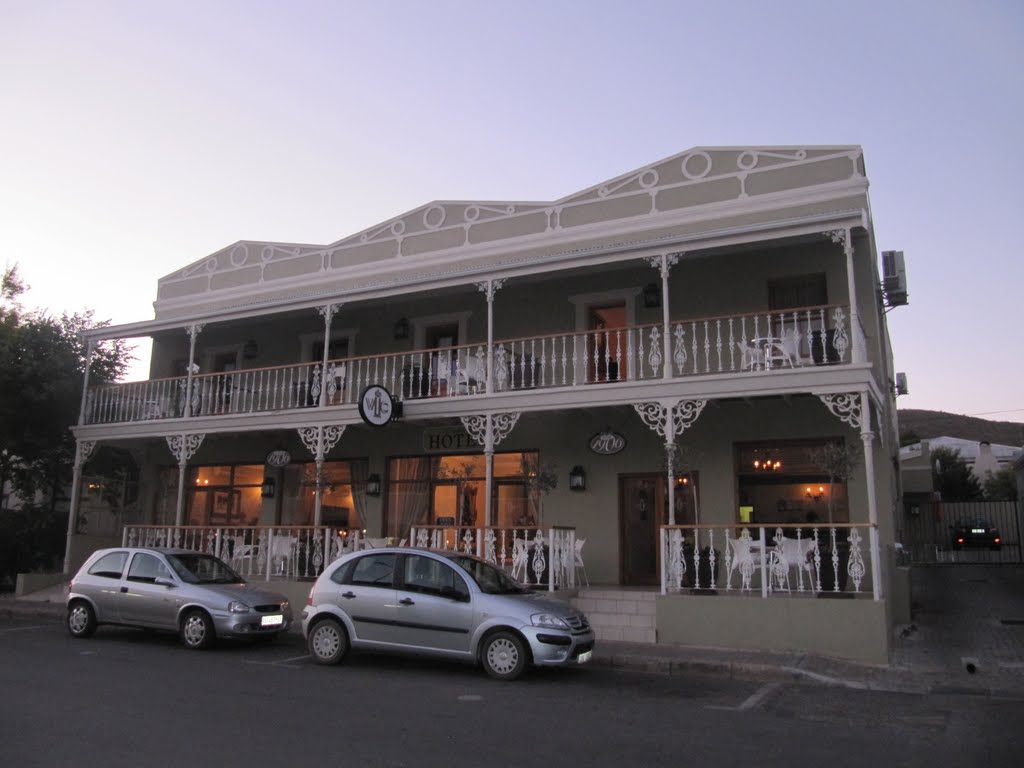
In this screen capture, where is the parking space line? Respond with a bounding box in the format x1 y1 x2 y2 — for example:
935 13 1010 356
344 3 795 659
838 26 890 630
706 682 782 712
0 625 49 634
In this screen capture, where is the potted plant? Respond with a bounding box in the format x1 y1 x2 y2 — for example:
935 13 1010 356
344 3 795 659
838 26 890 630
806 441 861 594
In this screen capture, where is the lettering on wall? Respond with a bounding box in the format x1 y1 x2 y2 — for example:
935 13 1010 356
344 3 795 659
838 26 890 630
423 428 477 453
589 429 626 455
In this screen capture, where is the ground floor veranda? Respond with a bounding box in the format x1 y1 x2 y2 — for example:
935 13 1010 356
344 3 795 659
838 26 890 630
65 394 904 663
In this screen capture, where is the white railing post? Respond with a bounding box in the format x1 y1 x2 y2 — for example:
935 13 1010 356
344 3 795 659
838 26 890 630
759 527 769 598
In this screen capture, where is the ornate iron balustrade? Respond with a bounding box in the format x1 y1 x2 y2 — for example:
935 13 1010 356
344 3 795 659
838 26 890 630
122 525 364 581
660 522 877 598
84 303 850 424
409 525 578 591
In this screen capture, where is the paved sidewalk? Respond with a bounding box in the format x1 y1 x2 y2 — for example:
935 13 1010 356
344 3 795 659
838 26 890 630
5 564 1023 698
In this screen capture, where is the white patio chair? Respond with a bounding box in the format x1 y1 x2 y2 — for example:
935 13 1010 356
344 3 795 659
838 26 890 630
510 538 529 582
727 530 759 590
772 536 816 591
573 538 589 587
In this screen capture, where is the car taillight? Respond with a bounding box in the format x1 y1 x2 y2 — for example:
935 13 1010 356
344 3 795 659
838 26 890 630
957 538 964 544
994 537 1001 543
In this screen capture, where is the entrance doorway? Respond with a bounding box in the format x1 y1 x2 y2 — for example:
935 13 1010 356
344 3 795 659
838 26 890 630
619 474 666 585
587 303 626 382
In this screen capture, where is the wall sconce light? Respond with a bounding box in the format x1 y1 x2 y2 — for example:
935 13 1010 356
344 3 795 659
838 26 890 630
805 485 824 501
366 473 382 497
261 476 276 499
643 282 661 309
393 318 409 340
569 465 586 491
243 339 259 359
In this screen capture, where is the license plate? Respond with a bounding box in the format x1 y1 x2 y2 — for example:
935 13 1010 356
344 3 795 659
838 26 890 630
971 529 985 534
576 650 593 664
261 614 284 627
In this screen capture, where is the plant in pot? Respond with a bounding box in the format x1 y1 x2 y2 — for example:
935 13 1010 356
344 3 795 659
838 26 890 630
806 441 861 594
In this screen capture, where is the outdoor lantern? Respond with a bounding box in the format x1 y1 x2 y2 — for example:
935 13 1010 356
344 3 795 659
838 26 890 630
366 473 382 496
260 476 275 499
569 465 586 491
643 282 661 309
393 318 409 340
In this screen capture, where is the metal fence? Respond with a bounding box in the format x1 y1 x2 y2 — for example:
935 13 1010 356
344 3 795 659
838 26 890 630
898 500 1024 564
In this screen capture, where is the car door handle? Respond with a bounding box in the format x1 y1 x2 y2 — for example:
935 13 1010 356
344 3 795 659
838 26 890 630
399 598 415 606
120 586 128 593
341 591 356 599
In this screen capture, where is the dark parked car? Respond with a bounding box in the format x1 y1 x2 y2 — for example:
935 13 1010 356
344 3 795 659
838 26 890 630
67 547 292 648
951 519 1001 550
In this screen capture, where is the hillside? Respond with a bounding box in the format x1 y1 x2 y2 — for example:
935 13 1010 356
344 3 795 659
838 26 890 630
898 409 1024 447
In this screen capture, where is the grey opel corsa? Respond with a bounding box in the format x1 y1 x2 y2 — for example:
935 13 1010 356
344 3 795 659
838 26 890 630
301 547 595 680
67 547 292 649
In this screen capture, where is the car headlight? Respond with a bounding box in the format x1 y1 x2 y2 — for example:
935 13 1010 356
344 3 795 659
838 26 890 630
531 613 569 630
228 601 251 614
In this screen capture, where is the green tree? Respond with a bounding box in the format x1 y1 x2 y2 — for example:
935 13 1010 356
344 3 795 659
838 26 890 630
930 446 983 501
982 466 1018 501
0 264 133 581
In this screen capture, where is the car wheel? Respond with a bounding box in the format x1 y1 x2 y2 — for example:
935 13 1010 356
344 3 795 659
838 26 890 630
67 601 97 638
307 617 348 665
481 631 528 681
180 609 215 650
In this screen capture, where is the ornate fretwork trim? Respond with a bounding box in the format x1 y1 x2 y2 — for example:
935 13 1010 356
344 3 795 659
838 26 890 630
633 399 707 438
460 412 520 448
476 279 506 301
818 393 862 430
318 303 341 322
166 434 205 466
826 229 846 246
75 440 97 470
297 425 347 460
187 324 204 341
645 253 680 279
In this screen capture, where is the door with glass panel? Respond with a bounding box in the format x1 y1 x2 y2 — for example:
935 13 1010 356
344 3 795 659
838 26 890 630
619 474 665 585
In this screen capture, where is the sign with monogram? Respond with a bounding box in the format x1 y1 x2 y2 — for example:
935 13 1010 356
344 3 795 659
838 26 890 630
589 429 626 455
358 385 396 427
265 450 292 467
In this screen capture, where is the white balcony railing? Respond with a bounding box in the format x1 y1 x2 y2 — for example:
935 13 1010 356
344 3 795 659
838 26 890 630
122 525 364 581
83 303 850 425
660 523 877 598
409 525 578 591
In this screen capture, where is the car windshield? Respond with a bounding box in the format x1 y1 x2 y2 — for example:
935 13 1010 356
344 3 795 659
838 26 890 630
447 555 528 595
166 553 244 585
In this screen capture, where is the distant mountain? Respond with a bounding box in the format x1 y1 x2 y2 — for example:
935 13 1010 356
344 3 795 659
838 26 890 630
898 409 1024 447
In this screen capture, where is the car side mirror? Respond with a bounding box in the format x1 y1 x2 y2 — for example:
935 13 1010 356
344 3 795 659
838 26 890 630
154 578 177 588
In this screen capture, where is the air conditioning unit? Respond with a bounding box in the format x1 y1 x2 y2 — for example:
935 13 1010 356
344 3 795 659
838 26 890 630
895 372 908 396
881 250 908 306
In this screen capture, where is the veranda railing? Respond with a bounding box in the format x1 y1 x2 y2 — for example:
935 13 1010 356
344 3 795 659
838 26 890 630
660 523 878 599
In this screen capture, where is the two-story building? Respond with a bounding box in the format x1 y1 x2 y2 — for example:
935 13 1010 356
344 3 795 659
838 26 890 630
68 145 905 663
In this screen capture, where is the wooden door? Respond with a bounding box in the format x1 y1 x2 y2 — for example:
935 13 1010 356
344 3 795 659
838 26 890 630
619 474 666 585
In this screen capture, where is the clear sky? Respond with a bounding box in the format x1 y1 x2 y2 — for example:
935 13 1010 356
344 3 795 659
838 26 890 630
2 1 1022 422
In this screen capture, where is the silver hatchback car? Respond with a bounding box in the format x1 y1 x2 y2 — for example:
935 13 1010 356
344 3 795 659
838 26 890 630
67 547 293 649
301 547 595 680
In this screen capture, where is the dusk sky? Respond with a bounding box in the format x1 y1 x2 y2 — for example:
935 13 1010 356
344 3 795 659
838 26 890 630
2 1 1022 422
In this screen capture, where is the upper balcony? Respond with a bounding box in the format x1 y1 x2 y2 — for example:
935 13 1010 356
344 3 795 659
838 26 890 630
83 302 856 426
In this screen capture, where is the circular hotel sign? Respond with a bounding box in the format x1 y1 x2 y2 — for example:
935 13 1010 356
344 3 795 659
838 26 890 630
265 450 292 467
589 429 626 455
359 384 395 427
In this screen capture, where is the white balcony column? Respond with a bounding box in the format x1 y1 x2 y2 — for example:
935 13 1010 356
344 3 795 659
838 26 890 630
859 392 883 601
477 279 504 395
318 304 340 407
77 340 95 425
633 399 708 525
298 426 346 525
184 324 203 418
62 440 96 573
830 228 864 364
665 438 677 525
460 413 521 525
166 434 205 528
647 253 679 380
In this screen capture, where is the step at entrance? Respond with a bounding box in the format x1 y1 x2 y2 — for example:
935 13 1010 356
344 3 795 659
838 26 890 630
571 587 657 644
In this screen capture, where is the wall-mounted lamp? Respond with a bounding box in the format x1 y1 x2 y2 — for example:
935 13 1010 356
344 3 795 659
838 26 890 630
366 473 382 497
805 485 824 501
261 476 276 499
569 465 586 491
643 283 661 309
243 339 259 359
393 318 409 340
